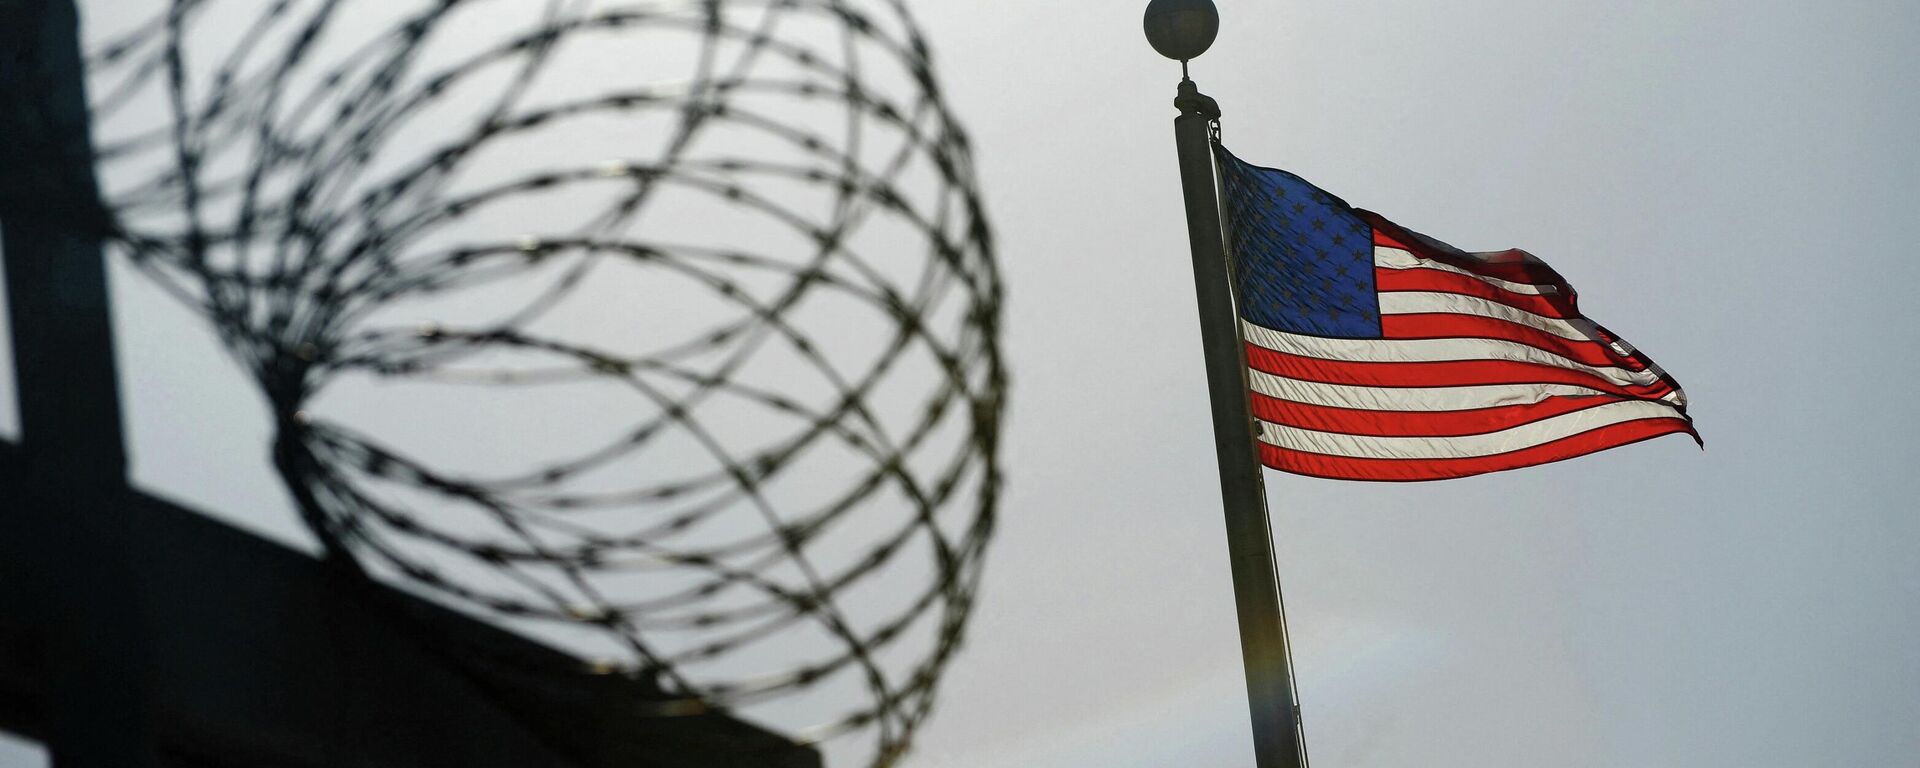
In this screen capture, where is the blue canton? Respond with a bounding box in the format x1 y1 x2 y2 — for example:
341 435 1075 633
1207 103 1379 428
1218 149 1382 339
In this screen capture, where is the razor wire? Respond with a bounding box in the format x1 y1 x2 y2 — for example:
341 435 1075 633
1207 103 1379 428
82 0 1003 764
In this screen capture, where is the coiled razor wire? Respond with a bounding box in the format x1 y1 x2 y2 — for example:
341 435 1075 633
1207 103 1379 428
83 0 1003 764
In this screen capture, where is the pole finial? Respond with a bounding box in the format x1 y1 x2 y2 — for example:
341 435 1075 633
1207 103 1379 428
1144 0 1219 63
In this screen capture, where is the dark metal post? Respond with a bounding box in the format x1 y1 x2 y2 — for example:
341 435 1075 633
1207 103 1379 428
1146 5 1308 764
0 0 153 764
1171 77 1307 768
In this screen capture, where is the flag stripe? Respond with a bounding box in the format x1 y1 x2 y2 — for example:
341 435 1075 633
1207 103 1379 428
1368 219 1570 287
1378 314 1640 369
1379 292 1599 341
1241 322 1659 385
1375 267 1576 318
1257 399 1684 459
1250 391 1623 438
1373 247 1558 296
1257 418 1696 481
1249 369 1618 411
1244 344 1675 400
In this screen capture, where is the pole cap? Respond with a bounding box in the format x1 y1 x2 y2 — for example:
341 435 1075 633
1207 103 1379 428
1143 0 1219 62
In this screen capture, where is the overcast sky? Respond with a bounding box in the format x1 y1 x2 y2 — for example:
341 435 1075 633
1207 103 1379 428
4 1 1918 767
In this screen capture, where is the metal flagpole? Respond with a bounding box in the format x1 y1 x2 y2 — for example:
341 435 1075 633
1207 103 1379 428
1145 2 1308 767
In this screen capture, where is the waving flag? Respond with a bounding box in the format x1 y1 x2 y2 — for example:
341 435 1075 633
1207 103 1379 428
1217 145 1698 481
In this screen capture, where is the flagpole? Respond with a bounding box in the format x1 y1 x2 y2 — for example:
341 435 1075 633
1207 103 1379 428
1145 2 1307 767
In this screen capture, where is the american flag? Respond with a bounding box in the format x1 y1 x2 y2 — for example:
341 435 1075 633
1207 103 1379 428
1217 146 1698 481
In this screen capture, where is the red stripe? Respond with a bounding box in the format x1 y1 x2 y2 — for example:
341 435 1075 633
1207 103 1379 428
1257 418 1697 481
1417 253 1548 285
1380 313 1647 371
1250 391 1626 438
1364 212 1572 288
1373 229 1413 250
1244 343 1674 400
1374 267 1577 318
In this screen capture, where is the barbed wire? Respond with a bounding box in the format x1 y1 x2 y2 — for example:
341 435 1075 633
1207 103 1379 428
84 0 1003 764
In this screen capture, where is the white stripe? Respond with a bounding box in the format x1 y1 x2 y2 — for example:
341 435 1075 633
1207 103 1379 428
1373 246 1556 296
1241 322 1664 390
1249 369 1612 410
1257 400 1685 459
1379 292 1600 341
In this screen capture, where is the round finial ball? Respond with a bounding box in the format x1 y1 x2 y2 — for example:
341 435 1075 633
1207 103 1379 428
1143 0 1219 61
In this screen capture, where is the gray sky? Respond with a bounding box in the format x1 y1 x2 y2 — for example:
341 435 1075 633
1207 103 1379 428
896 2 1920 766
5 1 1918 767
